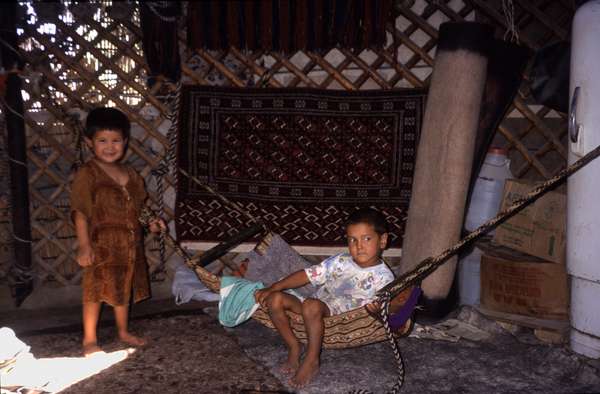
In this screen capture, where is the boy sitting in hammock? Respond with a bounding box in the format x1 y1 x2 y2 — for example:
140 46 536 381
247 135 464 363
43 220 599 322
254 208 394 388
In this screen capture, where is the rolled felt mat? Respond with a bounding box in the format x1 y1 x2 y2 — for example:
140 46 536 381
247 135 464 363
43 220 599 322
400 22 493 302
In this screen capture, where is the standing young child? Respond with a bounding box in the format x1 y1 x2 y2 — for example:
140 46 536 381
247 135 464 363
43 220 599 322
71 107 164 356
254 208 394 388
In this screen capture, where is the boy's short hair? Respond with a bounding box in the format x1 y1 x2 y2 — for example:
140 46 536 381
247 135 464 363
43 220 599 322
345 208 389 235
85 107 131 140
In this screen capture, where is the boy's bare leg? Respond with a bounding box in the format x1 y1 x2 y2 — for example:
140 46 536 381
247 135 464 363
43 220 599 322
82 302 103 355
114 304 146 346
291 298 330 388
265 292 303 374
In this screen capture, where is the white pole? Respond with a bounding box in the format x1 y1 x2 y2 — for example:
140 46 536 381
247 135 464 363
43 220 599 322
567 0 600 359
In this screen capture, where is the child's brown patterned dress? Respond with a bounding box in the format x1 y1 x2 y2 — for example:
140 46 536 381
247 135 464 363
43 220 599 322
71 159 150 306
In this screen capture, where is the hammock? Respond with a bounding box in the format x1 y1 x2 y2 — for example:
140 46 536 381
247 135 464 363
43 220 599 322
139 214 418 349
214 264 414 349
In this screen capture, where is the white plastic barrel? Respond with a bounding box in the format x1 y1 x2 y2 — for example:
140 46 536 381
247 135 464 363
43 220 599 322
459 148 512 306
567 0 600 359
464 148 513 233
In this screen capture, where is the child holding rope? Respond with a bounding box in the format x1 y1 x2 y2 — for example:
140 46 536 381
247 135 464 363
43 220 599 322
255 208 394 388
71 107 165 356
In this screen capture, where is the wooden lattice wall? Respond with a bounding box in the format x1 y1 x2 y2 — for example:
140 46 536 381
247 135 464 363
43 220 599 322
0 0 574 292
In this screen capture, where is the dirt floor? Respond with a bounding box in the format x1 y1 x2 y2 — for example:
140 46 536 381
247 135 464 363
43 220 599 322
2 299 600 394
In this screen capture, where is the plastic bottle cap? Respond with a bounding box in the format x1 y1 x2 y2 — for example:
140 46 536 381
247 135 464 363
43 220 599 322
488 147 507 156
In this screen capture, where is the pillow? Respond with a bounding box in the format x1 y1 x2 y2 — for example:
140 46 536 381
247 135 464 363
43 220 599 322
243 234 316 298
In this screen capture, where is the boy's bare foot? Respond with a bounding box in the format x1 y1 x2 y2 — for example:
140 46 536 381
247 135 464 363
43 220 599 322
82 342 103 356
279 360 300 375
118 332 146 347
290 359 319 388
279 347 301 375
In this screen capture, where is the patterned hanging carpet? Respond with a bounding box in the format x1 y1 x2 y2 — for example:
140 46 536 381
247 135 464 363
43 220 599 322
175 86 425 247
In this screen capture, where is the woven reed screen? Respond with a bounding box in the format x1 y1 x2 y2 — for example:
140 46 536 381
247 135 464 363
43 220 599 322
0 0 574 289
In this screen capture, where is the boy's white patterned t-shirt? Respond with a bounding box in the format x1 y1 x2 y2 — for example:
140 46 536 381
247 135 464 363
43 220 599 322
304 253 394 315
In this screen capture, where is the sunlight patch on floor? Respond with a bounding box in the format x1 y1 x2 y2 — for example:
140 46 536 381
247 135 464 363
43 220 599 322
1 348 134 393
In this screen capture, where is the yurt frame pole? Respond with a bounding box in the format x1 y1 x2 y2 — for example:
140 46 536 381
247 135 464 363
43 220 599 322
1 1 33 306
4 72 33 307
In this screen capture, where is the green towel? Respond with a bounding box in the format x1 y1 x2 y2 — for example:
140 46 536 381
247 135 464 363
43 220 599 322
218 276 265 327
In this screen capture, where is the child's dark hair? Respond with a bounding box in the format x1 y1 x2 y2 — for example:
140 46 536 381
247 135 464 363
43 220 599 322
85 107 131 140
345 208 389 235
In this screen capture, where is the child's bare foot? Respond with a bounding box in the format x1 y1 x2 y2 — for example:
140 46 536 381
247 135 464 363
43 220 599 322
118 332 146 347
279 347 301 375
82 342 103 356
290 359 319 388
280 360 300 375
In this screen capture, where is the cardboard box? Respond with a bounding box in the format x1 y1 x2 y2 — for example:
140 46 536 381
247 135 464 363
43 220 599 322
480 249 569 320
493 179 566 264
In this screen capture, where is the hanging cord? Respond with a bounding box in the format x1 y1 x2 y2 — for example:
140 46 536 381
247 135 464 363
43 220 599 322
71 113 85 171
151 162 168 280
502 0 520 44
164 85 180 174
146 1 178 23
150 81 182 279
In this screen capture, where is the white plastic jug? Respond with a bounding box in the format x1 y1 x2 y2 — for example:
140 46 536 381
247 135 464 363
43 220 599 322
464 147 513 233
459 148 512 306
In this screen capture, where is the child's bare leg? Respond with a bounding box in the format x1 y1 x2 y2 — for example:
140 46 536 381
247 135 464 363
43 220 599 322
265 292 303 374
114 304 146 346
291 298 330 388
82 302 102 355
